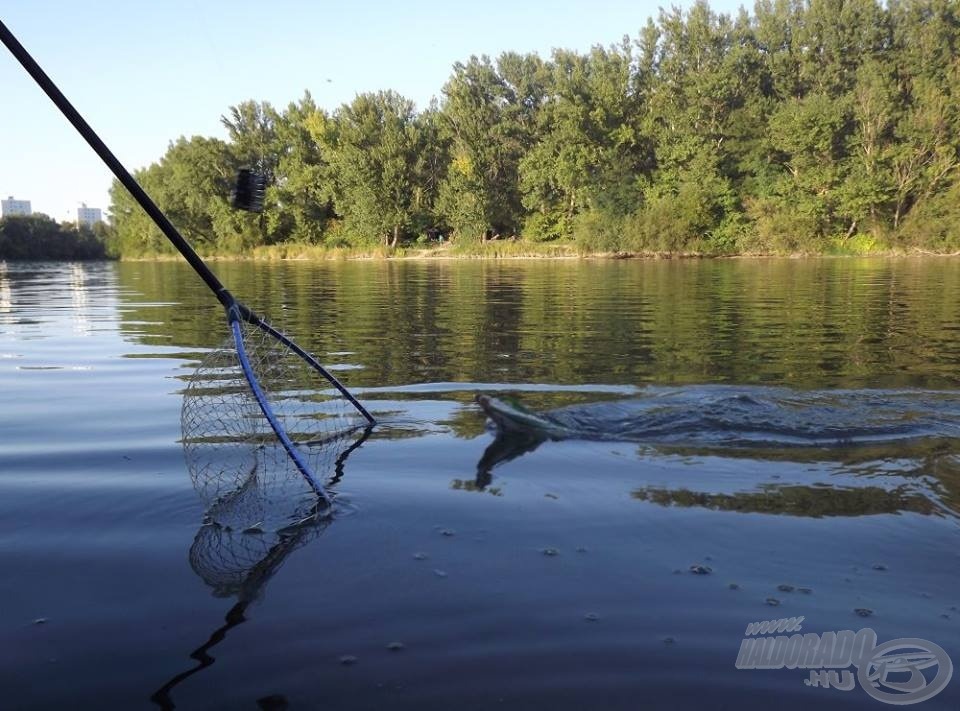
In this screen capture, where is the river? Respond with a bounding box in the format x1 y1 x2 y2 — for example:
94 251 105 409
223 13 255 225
1 258 957 709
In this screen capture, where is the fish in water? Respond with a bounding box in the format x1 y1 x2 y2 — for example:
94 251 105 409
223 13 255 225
476 394 576 439
477 386 960 448
472 387 960 518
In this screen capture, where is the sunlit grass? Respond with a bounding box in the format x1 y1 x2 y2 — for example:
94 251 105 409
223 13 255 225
118 234 960 261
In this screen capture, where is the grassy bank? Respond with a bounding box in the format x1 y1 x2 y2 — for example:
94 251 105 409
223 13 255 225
117 235 960 262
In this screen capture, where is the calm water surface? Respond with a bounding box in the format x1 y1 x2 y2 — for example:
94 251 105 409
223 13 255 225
1 258 958 709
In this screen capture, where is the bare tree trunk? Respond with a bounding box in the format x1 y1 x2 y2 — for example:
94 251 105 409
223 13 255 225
845 219 858 240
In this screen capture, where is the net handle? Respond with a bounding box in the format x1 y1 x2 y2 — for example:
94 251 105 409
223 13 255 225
1 19 376 430
229 311 332 504
249 312 376 424
0 19 231 306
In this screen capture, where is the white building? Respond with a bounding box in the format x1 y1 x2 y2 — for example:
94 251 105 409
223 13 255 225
76 203 102 228
1 196 32 218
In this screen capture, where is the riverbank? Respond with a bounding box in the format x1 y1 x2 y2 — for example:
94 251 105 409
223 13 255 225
116 237 960 262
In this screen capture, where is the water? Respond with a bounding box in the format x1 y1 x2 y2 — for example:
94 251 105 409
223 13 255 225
1 258 958 709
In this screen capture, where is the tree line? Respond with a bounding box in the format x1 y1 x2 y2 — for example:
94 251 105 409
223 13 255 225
108 0 960 257
0 215 109 260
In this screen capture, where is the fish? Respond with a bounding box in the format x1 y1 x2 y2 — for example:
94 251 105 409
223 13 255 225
477 386 960 447
475 394 575 439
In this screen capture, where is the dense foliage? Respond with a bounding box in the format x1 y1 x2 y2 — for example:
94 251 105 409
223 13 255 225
108 0 960 257
0 215 109 260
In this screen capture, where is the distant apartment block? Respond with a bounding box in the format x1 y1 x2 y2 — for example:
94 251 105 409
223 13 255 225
76 204 103 228
1 196 32 217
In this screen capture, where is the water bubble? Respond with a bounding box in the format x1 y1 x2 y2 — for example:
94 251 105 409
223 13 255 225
412 552 428 561
689 564 712 575
433 569 448 578
541 548 559 557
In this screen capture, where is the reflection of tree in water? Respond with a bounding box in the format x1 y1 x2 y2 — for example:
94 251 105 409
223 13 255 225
150 429 369 709
114 259 960 391
466 424 960 519
0 262 116 328
641 439 960 517
0 262 10 319
631 484 939 518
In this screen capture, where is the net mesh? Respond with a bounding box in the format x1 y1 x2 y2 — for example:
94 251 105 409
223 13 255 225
189 486 331 600
186 427 365 598
181 317 369 531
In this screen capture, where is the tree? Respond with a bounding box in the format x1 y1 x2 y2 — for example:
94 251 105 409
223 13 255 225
438 54 541 240
313 91 426 246
109 136 236 255
109 162 173 256
766 92 849 237
271 93 332 244
635 2 747 250
0 215 107 260
837 59 898 235
100 0 960 256
519 42 649 240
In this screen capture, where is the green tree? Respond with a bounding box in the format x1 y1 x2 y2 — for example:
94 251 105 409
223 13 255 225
0 215 107 260
109 162 173 256
271 93 331 244
519 43 648 240
101 0 960 257
438 54 541 240
635 2 746 251
109 136 236 254
314 91 426 246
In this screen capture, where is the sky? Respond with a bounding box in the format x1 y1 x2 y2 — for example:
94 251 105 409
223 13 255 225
0 0 743 221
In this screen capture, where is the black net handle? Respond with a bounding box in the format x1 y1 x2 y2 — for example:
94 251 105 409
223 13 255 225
0 19 232 307
1 18 376 430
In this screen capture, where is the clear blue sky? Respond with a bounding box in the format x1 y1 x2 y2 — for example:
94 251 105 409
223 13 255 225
1 1 743 220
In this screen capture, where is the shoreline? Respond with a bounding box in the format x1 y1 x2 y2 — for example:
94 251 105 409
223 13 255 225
116 244 960 262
